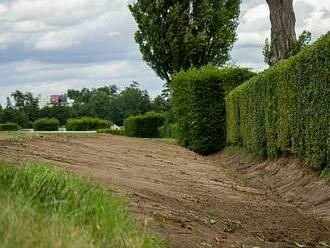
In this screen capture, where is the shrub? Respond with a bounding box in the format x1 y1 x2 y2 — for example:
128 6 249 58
0 109 30 128
124 112 166 138
97 128 126 136
66 117 110 131
226 32 330 170
38 106 74 126
171 65 255 155
0 122 20 131
158 124 177 139
33 118 59 131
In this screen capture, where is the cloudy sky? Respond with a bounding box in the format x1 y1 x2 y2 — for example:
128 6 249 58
0 0 329 105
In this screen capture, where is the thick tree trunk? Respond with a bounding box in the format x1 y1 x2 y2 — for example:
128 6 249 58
266 0 297 65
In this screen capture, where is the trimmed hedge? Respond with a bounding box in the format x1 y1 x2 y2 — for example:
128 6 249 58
171 66 255 155
66 117 110 131
33 118 59 131
97 128 126 136
124 112 166 138
226 32 330 170
0 122 20 131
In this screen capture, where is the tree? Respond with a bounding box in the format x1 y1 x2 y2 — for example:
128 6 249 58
6 97 13 109
129 0 240 82
109 85 151 126
0 108 30 128
109 86 151 125
263 30 312 66
11 91 39 122
291 30 312 55
38 106 73 126
151 95 171 113
88 91 112 120
265 0 297 65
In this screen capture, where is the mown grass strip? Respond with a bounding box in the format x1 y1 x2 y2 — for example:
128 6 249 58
0 160 165 248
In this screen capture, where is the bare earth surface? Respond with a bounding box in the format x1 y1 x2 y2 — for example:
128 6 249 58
0 134 329 248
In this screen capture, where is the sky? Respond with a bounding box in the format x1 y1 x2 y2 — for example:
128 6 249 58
0 0 329 105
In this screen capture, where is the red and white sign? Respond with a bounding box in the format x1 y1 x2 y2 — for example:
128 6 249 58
50 95 61 105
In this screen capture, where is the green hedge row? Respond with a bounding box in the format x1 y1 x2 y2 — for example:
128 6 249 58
66 117 110 131
226 32 330 170
33 118 59 131
97 128 126 136
124 112 165 138
171 66 255 155
0 122 21 131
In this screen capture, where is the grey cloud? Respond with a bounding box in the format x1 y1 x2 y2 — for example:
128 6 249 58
294 1 315 27
0 0 330 105
321 8 330 19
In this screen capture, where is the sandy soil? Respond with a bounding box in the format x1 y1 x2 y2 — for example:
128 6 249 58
0 134 329 248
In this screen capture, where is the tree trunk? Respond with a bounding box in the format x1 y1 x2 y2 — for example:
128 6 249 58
266 0 296 65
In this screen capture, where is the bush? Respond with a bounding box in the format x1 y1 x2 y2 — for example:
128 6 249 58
33 118 59 131
0 122 20 131
171 65 255 155
124 112 166 138
38 106 74 126
226 32 330 170
66 117 110 131
0 109 30 128
97 128 126 136
158 124 177 139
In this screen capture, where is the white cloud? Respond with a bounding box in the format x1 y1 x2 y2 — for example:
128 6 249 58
0 59 163 105
232 0 330 71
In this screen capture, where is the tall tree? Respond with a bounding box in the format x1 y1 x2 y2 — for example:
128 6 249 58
265 0 297 65
129 0 240 82
11 91 39 122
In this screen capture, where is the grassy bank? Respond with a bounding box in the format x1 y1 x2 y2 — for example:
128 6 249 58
0 161 164 248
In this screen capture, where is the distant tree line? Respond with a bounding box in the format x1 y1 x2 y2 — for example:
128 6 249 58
0 83 171 128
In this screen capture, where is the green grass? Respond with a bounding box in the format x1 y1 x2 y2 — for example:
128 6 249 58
0 132 34 141
0 160 165 248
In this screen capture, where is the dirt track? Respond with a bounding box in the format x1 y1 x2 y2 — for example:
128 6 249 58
0 134 329 247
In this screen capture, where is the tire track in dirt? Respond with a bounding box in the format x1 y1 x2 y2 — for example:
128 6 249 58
0 135 329 248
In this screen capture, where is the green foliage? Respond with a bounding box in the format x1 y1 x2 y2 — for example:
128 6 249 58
97 128 127 136
158 124 177 139
171 65 255 155
0 195 95 248
69 84 152 126
0 109 30 128
66 117 110 131
33 118 60 131
124 112 166 138
226 32 330 170
109 86 151 125
263 30 312 66
129 0 240 82
11 91 40 122
262 38 273 65
0 161 164 248
292 30 312 56
38 106 73 126
151 95 171 113
0 123 20 131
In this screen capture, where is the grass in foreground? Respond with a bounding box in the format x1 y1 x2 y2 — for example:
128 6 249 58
0 160 165 248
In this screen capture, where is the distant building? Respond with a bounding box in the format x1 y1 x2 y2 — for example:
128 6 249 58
38 96 50 109
38 94 74 109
